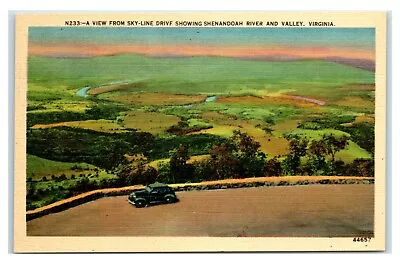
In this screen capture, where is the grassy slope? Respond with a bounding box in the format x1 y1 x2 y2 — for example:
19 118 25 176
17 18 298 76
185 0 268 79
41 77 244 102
27 154 96 179
286 129 371 161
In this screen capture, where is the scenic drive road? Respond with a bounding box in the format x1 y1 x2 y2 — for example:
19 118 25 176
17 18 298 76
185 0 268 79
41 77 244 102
27 184 374 237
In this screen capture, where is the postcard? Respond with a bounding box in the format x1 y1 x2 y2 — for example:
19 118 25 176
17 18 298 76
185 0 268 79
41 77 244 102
14 12 386 252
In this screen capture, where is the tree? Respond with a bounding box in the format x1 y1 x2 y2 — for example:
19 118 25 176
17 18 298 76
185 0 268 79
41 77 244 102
306 139 328 175
130 158 146 185
115 156 158 186
265 158 283 176
341 122 374 155
169 144 193 183
231 130 266 178
192 160 214 182
282 135 308 175
141 166 158 185
156 162 172 183
232 130 261 157
26 177 34 199
208 143 238 180
321 134 349 175
345 158 374 177
322 134 349 162
115 163 133 186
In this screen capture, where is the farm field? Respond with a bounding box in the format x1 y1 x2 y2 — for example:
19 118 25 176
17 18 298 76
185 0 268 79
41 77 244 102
122 110 181 134
106 92 208 106
27 184 374 237
31 119 126 133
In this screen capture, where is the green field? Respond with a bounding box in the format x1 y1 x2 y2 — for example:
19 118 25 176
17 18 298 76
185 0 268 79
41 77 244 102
27 155 95 179
27 154 116 180
28 54 373 96
26 54 375 209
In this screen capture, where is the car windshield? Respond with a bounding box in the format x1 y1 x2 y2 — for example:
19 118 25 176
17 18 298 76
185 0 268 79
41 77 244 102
145 186 153 192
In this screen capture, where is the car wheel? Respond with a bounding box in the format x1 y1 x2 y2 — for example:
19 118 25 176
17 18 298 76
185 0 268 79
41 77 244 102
135 200 146 208
165 196 175 203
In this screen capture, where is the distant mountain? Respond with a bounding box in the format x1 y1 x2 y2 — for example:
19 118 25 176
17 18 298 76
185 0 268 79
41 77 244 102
326 57 375 72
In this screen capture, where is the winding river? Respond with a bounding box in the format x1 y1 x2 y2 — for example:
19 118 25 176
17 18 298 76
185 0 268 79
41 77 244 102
76 81 218 105
76 86 92 98
75 80 133 98
77 83 323 108
205 95 218 102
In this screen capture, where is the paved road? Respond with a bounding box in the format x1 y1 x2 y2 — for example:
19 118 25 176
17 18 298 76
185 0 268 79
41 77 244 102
27 184 374 237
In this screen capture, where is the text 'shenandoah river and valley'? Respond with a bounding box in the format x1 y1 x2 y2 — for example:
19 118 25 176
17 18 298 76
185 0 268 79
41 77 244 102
65 20 335 27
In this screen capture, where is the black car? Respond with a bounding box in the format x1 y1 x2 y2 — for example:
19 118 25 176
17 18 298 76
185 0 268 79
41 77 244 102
128 182 179 208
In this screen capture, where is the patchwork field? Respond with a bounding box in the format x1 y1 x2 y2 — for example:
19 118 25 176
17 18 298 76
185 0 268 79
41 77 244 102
189 123 289 156
32 119 126 133
105 92 208 106
335 97 375 110
355 114 375 124
216 95 325 108
122 110 181 134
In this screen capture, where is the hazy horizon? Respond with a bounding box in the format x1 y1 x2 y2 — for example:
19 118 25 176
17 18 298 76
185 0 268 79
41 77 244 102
28 27 375 61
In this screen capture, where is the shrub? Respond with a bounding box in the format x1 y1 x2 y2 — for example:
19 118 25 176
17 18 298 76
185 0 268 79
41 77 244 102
282 155 301 175
341 123 374 154
265 158 283 176
71 164 82 170
157 162 173 183
192 160 213 182
263 116 275 125
169 145 195 183
297 122 322 130
332 160 346 176
305 156 327 176
208 144 239 180
262 127 273 135
237 153 266 178
142 166 158 185
345 158 374 176
282 135 308 175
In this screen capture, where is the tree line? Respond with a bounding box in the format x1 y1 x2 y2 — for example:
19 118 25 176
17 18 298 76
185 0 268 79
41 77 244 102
115 130 374 186
27 126 229 170
26 129 374 209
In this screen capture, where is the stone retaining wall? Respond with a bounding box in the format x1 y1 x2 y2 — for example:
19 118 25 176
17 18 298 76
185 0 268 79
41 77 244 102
171 178 374 192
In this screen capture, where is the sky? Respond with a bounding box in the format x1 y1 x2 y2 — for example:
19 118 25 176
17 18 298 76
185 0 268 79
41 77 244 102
28 27 375 61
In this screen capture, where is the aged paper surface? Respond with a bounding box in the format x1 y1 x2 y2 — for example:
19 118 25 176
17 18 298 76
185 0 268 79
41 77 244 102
14 12 386 252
